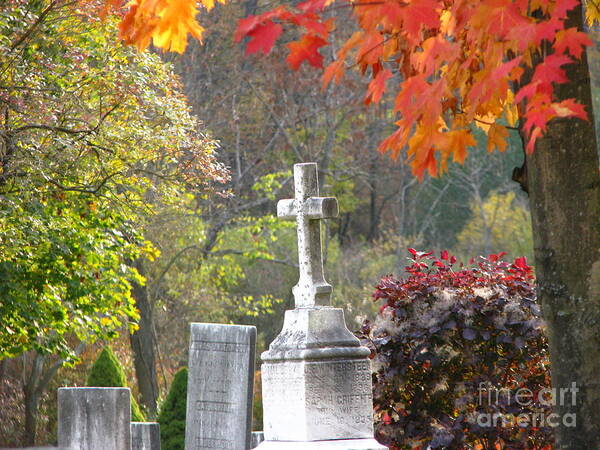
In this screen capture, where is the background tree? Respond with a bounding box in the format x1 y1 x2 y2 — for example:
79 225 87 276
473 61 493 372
0 0 225 442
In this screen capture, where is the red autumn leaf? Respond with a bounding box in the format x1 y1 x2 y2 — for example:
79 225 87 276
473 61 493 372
486 0 529 39
244 21 283 55
440 250 449 260
515 80 541 103
552 98 588 120
552 0 579 20
533 53 572 85
554 28 592 58
235 7 289 43
507 21 537 51
364 68 393 105
514 256 529 269
286 34 328 69
297 0 329 13
526 126 543 153
488 252 507 262
535 17 562 44
400 0 440 38
235 15 262 41
290 13 331 37
415 148 437 180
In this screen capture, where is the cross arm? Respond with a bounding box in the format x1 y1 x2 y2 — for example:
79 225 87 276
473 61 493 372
277 197 339 220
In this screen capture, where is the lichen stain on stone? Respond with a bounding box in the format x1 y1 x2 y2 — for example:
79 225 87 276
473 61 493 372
588 256 600 301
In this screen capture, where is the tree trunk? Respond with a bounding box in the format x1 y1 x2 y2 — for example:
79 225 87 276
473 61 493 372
129 259 159 418
23 388 39 446
524 5 600 447
21 352 43 446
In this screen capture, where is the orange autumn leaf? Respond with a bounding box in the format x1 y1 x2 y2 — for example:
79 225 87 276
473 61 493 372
487 123 509 153
364 69 393 105
108 0 211 53
442 129 477 164
286 34 328 69
322 59 346 89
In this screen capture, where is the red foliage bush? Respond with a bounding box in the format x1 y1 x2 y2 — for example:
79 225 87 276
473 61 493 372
359 250 554 449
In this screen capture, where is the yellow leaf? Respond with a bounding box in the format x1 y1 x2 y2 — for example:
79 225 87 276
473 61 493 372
474 112 496 132
440 10 455 35
504 90 519 126
585 0 600 25
153 0 205 52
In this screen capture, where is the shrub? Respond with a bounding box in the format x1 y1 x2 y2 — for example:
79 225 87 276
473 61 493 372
86 346 145 421
359 249 553 449
158 368 188 450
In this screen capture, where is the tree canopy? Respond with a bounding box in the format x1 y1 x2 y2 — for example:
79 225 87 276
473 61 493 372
107 0 599 179
0 0 226 361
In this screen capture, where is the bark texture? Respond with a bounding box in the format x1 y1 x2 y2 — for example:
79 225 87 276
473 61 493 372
129 259 159 418
525 5 600 447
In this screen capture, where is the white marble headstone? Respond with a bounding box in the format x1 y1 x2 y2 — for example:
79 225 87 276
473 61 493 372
184 323 256 450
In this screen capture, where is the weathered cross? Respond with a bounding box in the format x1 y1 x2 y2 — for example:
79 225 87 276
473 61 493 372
277 162 338 308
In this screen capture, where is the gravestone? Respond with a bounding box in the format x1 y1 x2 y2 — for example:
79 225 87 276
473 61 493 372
58 387 130 450
131 422 160 450
251 432 264 448
256 163 387 449
185 323 256 450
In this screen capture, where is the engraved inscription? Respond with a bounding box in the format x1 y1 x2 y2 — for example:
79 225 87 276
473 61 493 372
195 400 234 413
196 437 235 449
190 340 249 353
261 358 374 440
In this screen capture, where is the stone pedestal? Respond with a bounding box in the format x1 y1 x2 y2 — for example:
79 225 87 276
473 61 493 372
257 307 386 449
256 439 386 449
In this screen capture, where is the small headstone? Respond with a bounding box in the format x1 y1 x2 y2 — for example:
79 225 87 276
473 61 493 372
251 431 265 448
185 323 256 450
58 387 130 450
131 422 160 450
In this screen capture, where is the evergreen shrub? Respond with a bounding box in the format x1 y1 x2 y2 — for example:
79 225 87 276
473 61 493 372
360 250 553 449
158 368 188 450
86 346 145 421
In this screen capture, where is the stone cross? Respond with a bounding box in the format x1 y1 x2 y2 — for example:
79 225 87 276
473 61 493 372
277 162 338 308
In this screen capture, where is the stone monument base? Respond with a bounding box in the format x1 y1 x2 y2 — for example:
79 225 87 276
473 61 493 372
256 438 387 449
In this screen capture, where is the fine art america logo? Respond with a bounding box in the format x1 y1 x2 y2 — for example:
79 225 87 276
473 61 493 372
476 382 578 428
